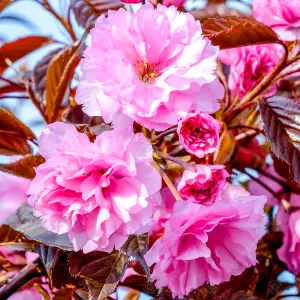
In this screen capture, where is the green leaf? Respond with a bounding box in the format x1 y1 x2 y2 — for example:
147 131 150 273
4 203 74 251
259 96 300 186
69 250 128 299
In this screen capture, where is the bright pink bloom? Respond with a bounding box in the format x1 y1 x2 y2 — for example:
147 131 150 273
0 172 30 224
121 0 142 3
248 165 300 207
253 0 300 41
277 207 300 274
77 5 223 131
149 0 186 7
151 187 176 235
0 246 39 266
177 112 221 158
219 44 282 98
145 183 267 298
177 165 229 206
28 122 161 253
8 288 42 300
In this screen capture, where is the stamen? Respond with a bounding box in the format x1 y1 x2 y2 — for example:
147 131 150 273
134 59 160 83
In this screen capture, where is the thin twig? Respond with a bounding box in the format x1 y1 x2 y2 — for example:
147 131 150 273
154 149 196 171
224 42 288 122
240 42 288 104
152 127 177 143
0 259 42 300
235 129 261 141
38 0 77 42
242 169 285 203
228 125 262 131
0 95 29 100
0 76 24 89
26 84 46 122
217 60 230 107
151 161 181 201
258 168 291 190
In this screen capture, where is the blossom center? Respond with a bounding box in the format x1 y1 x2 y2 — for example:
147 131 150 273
134 59 159 83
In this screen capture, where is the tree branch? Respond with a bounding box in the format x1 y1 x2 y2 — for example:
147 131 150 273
0 258 42 300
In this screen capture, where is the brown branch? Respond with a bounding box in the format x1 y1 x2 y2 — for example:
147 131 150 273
152 127 177 143
235 129 261 141
242 169 284 203
151 161 181 201
228 124 262 132
224 42 288 122
0 76 24 89
217 60 230 107
0 259 42 300
40 0 77 42
0 95 29 100
154 149 196 171
258 168 291 190
26 84 47 122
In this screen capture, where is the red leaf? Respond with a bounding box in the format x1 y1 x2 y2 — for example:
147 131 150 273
202 16 280 49
0 0 16 13
71 0 123 28
32 48 63 100
0 36 54 74
45 45 80 123
0 108 35 155
0 154 45 179
259 96 300 186
192 4 245 22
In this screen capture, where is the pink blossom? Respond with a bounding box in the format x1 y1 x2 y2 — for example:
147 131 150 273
0 246 39 266
177 165 229 206
28 122 161 253
219 44 282 98
77 5 223 131
277 207 300 274
253 0 300 41
151 187 176 235
177 112 221 158
149 0 187 7
0 172 30 224
145 183 267 298
8 288 42 300
121 0 142 3
248 165 300 207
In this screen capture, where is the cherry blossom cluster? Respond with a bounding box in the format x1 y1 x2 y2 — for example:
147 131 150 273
23 2 268 298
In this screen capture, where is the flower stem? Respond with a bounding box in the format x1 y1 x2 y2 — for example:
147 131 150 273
240 42 288 104
151 161 182 201
151 127 177 143
154 149 196 172
242 169 287 204
224 42 288 123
